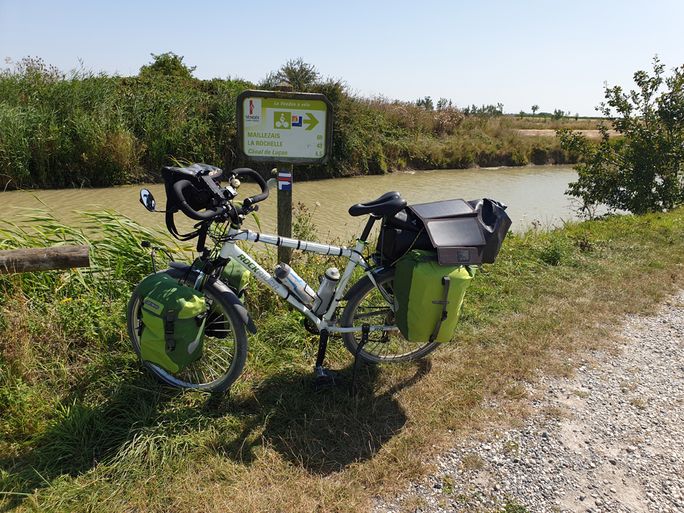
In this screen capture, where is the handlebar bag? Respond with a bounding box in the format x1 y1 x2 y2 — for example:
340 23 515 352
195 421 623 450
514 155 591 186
162 164 222 214
137 273 207 373
393 250 475 343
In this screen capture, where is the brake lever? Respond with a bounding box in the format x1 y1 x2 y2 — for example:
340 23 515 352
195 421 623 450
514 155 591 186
239 202 259 216
223 186 237 199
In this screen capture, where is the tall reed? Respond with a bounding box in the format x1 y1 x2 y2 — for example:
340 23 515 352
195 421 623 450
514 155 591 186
0 58 578 190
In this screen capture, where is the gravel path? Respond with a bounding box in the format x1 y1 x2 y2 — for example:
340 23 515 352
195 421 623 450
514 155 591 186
376 292 684 513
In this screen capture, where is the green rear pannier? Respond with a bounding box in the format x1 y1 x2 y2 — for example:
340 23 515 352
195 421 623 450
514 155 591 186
394 250 475 343
137 273 207 373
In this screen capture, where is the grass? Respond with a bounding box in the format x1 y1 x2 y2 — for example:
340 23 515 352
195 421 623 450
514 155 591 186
0 57 583 190
1 206 684 512
500 502 532 513
460 454 486 472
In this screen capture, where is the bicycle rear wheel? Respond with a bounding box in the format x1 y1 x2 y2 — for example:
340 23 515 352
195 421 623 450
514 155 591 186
340 269 439 363
127 274 248 393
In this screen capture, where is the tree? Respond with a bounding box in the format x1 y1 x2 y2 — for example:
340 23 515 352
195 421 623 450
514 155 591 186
416 96 434 110
552 108 565 120
463 103 503 117
262 58 320 90
559 57 684 215
436 97 452 110
138 52 196 80
531 104 539 116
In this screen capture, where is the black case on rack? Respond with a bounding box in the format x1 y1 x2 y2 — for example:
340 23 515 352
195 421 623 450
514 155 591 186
376 198 511 265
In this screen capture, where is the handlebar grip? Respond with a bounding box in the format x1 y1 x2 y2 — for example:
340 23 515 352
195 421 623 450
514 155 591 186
172 179 220 221
233 168 269 207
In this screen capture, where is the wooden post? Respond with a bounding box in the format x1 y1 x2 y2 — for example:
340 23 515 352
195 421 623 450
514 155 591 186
0 245 90 274
277 165 293 264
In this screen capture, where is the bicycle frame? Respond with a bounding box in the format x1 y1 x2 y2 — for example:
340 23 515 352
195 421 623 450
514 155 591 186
218 226 396 334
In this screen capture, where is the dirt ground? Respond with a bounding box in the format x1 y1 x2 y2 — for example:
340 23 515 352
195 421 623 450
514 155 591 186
516 129 618 139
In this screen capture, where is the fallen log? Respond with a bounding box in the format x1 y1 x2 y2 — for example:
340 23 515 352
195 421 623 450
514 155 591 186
0 245 90 274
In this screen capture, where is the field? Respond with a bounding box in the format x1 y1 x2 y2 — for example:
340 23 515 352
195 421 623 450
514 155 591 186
1 206 683 512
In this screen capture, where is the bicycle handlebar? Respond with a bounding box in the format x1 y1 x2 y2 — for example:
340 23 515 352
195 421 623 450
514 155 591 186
172 179 223 221
170 167 269 223
232 168 269 209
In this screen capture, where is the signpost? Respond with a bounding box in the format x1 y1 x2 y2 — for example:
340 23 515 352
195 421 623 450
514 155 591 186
237 90 332 164
237 90 332 263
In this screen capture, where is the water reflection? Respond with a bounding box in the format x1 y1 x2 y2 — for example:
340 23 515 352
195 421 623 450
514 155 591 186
1 166 579 238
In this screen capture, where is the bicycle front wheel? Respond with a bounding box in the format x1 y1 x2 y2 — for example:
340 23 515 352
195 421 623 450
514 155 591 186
340 268 439 363
127 274 248 393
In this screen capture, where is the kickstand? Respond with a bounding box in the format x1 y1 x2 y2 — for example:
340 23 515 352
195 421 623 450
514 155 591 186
204 390 226 412
313 330 341 390
350 324 370 393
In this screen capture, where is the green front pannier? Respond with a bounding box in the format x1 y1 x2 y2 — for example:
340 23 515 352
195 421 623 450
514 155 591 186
137 273 207 373
190 257 250 295
394 250 475 343
222 259 250 295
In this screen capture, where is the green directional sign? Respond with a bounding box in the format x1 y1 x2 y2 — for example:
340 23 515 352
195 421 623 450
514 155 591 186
304 112 318 130
237 90 333 164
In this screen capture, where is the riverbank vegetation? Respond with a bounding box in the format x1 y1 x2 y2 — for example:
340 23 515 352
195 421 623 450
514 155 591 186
2 206 684 511
0 55 586 190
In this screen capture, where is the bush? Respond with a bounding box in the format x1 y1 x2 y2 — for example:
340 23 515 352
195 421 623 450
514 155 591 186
560 57 684 215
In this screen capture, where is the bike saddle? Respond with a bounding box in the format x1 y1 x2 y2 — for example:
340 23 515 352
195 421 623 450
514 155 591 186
348 191 407 217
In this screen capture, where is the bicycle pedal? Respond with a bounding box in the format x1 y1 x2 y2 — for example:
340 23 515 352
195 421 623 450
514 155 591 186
312 367 343 391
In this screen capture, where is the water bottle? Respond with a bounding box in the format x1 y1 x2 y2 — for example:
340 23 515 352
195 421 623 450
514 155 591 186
313 267 340 315
274 263 317 307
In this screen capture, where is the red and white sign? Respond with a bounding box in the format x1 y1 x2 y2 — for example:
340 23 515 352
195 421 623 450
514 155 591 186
277 171 292 191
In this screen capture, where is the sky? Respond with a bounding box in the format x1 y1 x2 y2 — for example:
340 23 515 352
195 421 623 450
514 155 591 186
1 0 683 116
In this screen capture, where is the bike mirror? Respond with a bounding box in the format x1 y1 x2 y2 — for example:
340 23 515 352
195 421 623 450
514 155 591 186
266 178 277 191
139 188 156 212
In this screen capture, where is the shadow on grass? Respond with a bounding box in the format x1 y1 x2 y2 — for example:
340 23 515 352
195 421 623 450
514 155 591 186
215 358 432 474
0 358 431 510
0 366 177 511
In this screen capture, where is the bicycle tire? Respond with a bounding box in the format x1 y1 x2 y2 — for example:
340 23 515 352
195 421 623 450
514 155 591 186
340 268 439 363
127 272 248 393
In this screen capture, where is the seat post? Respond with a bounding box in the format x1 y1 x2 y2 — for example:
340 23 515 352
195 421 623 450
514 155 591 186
360 215 379 242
